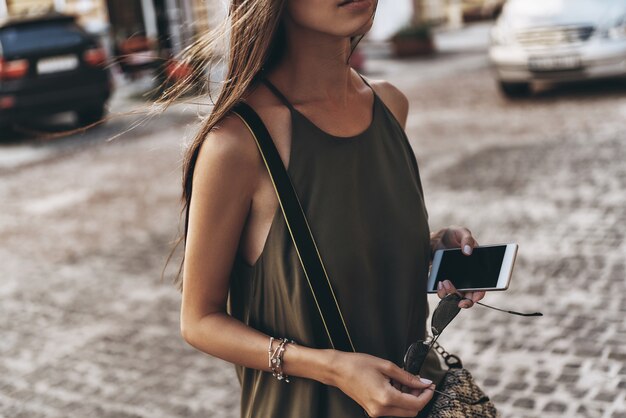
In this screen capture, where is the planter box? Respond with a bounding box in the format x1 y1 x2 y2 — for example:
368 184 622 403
391 37 436 57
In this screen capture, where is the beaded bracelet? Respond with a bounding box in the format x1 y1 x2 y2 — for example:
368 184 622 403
268 336 296 382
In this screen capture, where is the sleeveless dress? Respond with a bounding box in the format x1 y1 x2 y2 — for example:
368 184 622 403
226 74 446 418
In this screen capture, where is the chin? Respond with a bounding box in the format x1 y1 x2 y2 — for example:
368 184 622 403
353 19 373 37
347 8 375 36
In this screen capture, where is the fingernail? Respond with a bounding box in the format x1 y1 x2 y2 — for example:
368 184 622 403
463 245 472 255
443 280 452 290
420 377 432 385
437 281 443 290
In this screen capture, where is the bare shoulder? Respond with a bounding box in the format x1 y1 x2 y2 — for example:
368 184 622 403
366 78 410 129
192 82 287 196
192 109 262 198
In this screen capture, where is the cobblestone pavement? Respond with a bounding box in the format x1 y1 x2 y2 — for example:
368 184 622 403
1 26 626 418
392 41 626 417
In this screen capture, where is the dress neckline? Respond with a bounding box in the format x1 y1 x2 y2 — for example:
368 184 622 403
261 72 379 141
290 93 378 141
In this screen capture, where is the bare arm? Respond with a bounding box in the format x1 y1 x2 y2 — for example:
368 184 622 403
178 115 326 379
179 112 434 417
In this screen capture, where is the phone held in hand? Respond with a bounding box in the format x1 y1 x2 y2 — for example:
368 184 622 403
427 243 518 293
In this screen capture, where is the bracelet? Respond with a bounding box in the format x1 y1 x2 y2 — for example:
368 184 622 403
268 336 296 383
267 336 275 368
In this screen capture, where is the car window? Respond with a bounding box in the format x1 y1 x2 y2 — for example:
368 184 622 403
0 22 86 57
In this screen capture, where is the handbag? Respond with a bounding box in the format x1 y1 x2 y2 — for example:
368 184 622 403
417 343 498 418
407 293 498 418
232 101 496 418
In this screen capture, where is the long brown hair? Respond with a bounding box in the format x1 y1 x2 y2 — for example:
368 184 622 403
165 0 368 292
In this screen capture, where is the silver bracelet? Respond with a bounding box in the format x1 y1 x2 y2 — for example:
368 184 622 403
268 337 296 383
267 337 274 369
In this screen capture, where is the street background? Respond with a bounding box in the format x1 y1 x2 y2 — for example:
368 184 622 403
1 4 626 418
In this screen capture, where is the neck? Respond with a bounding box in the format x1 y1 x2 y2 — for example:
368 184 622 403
269 22 358 106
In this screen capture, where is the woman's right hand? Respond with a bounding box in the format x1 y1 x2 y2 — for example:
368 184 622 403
329 351 435 417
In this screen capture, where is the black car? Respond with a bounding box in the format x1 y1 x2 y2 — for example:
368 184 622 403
0 14 112 130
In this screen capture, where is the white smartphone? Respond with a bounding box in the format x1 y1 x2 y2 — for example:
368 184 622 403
427 243 518 293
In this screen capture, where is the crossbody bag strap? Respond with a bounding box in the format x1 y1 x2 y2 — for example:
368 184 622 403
232 101 356 353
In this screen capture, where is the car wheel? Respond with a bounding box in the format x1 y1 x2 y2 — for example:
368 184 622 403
499 81 531 98
77 105 106 126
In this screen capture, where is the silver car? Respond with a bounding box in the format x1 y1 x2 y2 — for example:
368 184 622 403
489 0 626 97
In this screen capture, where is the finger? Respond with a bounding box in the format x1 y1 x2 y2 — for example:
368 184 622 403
416 384 436 406
458 292 474 309
460 231 477 256
384 364 433 390
400 384 435 411
408 383 436 400
444 227 463 247
471 291 486 303
437 281 446 299
387 388 435 416
442 280 458 295
459 297 474 309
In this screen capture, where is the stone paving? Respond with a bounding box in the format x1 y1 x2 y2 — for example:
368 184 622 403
1 26 626 418
399 59 626 418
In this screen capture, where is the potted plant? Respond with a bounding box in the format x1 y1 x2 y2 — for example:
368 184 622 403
390 24 435 57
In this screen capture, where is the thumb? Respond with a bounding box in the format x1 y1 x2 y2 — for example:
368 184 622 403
460 235 477 256
385 365 433 390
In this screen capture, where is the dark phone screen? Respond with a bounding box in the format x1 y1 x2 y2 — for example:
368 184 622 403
432 245 507 290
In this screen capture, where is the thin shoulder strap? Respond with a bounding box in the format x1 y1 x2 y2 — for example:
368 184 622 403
355 70 380 102
261 78 296 112
231 101 356 354
355 70 373 89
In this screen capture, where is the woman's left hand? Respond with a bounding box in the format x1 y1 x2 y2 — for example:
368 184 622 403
430 226 485 309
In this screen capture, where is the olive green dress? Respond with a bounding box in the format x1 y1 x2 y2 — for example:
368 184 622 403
227 74 445 418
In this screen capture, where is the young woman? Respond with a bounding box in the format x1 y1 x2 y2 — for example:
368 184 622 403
177 1 485 417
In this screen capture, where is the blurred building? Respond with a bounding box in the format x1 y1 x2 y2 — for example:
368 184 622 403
0 0 109 35
0 0 224 56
